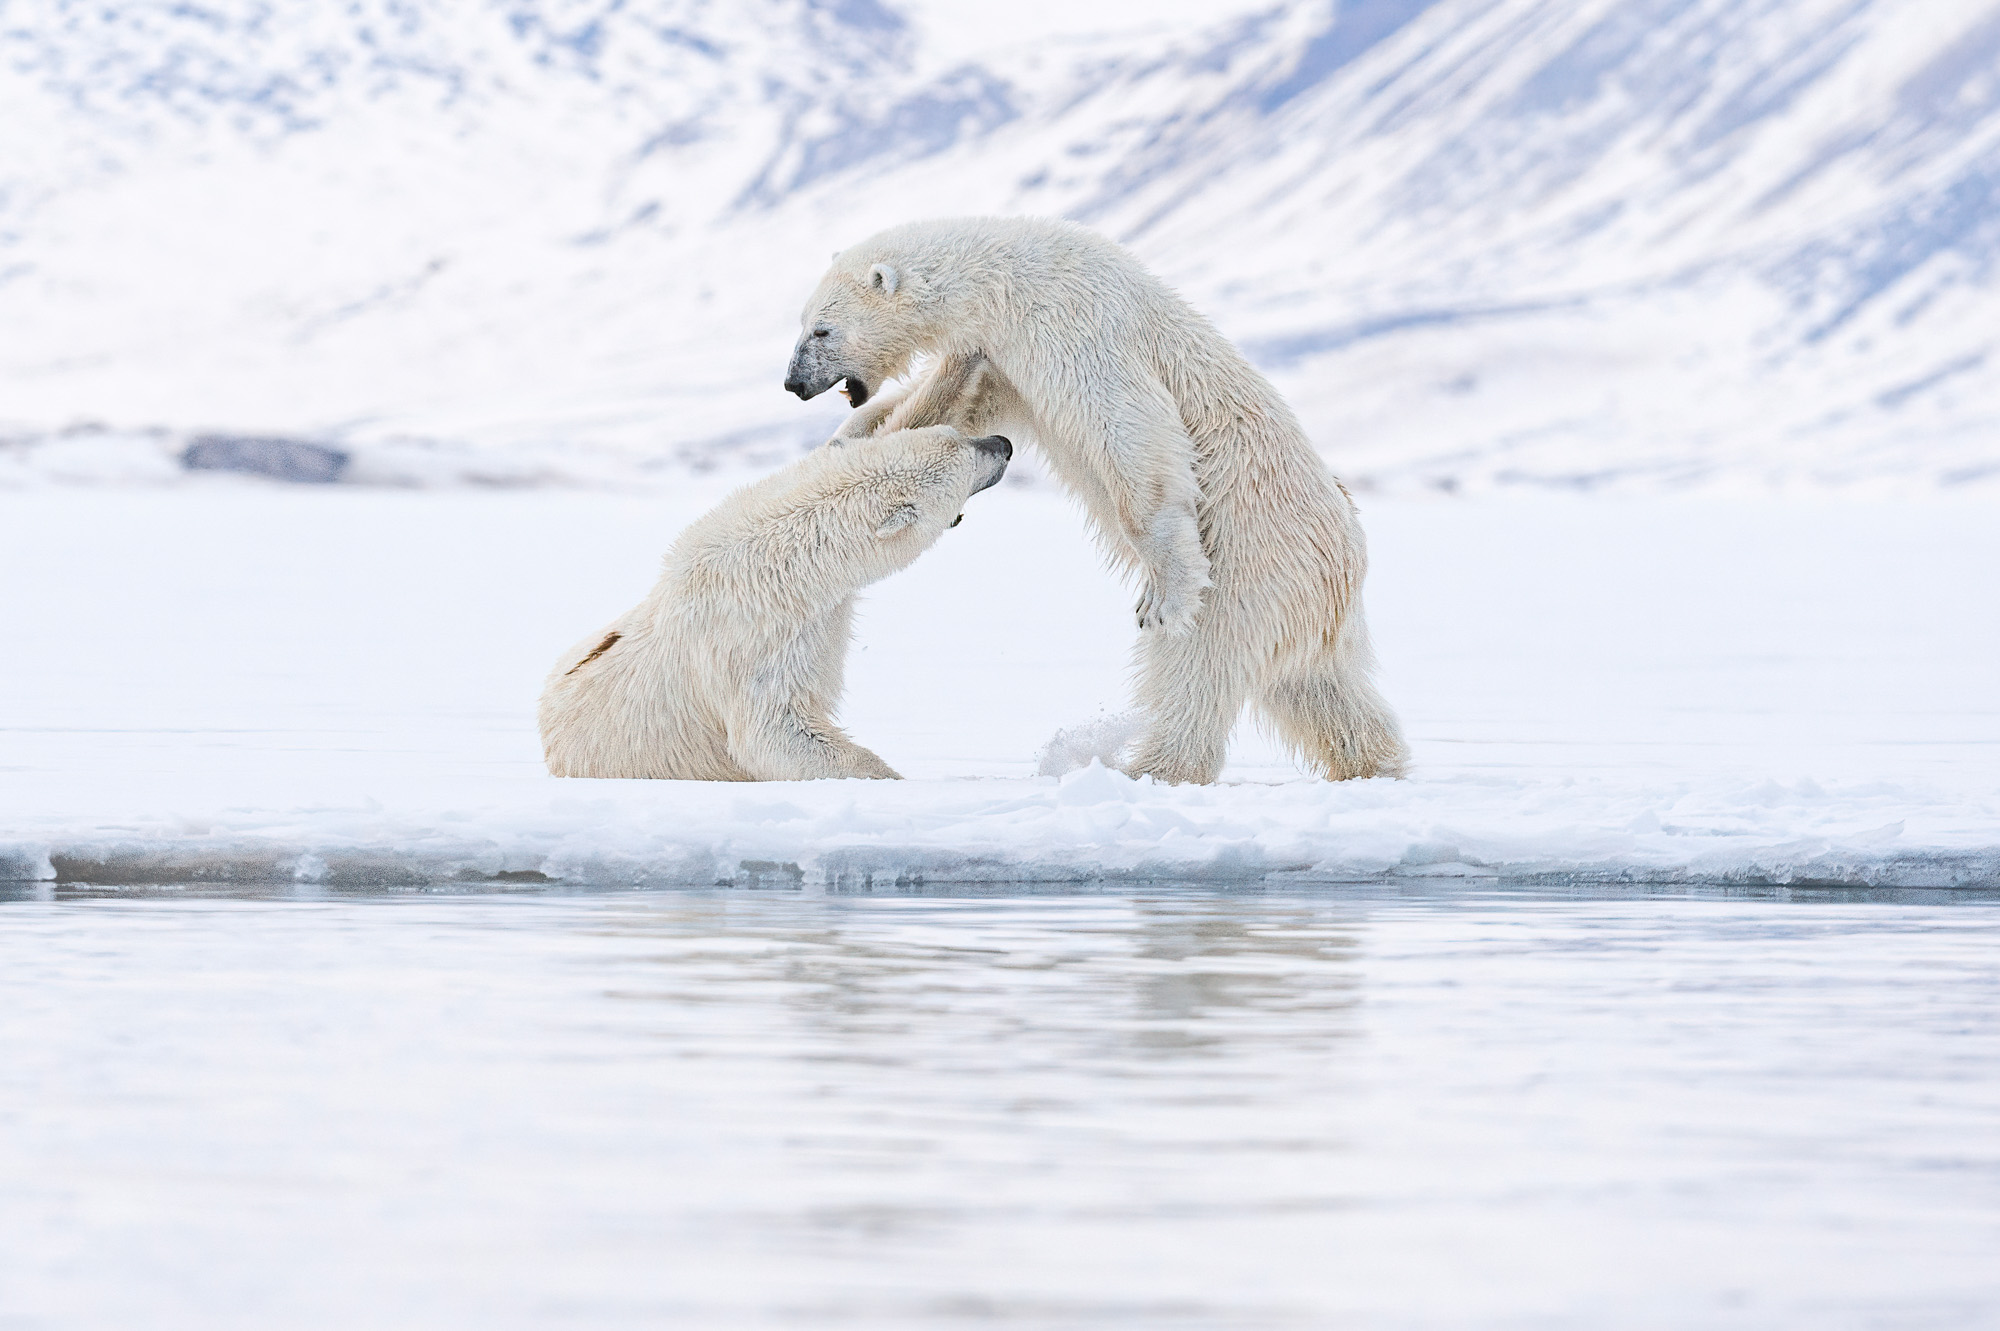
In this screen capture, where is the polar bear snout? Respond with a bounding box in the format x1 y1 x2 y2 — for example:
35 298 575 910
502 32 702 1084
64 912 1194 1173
784 366 869 408
785 330 873 406
782 338 832 400
782 366 833 401
968 434 1011 494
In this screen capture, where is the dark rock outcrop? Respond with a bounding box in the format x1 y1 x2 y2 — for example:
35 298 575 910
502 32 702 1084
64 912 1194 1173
181 435 350 484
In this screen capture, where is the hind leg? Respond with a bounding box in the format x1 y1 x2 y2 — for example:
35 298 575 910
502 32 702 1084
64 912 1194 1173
725 609 900 781
1124 613 1254 785
729 701 900 781
1255 613 1409 781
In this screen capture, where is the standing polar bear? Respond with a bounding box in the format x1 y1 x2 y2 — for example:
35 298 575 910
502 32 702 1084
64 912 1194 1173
539 425 1012 780
783 215 1407 784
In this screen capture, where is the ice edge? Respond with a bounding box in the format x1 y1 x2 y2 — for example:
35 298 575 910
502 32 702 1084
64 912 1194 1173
6 839 1996 891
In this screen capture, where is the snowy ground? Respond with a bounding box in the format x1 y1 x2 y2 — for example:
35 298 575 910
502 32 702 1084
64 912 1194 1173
2 484 1995 888
3 884 1996 1330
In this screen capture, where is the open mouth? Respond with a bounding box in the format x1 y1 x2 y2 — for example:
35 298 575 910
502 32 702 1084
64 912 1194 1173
838 377 871 408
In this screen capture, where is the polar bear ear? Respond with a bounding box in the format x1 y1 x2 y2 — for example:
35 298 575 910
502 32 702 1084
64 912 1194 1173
868 263 900 296
875 504 920 538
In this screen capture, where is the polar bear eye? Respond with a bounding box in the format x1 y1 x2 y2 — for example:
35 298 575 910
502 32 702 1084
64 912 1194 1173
811 328 830 338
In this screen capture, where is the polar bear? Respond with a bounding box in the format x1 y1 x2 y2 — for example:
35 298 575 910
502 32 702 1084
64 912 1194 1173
538 425 1012 780
783 215 1407 785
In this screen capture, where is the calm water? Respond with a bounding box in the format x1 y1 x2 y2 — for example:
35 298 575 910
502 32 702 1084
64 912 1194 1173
3 884 1996 1330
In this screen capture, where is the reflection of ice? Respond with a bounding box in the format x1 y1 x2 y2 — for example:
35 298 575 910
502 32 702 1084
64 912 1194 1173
3 884 1995 1327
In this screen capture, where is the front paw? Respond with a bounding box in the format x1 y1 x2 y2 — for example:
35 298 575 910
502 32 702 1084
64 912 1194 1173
1134 579 1203 633
826 419 876 448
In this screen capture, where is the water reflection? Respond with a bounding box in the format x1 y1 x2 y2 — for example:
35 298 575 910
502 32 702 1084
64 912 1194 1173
2 884 1995 1329
585 893 1366 1062
556 891 1375 1283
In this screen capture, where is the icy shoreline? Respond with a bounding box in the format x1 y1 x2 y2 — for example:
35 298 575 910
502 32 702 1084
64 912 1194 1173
7 761 1996 890
5 489 1995 893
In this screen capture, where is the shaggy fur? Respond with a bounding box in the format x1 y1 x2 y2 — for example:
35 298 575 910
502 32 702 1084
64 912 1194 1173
539 425 1011 781
785 215 1407 784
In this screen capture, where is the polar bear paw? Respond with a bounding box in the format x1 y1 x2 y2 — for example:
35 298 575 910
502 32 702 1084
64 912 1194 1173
1135 578 1204 634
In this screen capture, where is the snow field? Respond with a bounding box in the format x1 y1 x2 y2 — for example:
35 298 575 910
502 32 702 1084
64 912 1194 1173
2 484 1994 887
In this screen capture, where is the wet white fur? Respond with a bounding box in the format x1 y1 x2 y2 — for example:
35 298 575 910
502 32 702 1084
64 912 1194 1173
797 216 1408 784
539 426 1003 781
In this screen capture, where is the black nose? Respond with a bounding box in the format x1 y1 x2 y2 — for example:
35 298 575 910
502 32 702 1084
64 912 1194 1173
784 378 808 399
973 435 1012 461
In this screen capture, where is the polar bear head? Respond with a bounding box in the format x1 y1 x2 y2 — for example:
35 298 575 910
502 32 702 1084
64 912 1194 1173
824 424 1012 550
790 424 1012 594
783 248 937 409
690 425 1012 606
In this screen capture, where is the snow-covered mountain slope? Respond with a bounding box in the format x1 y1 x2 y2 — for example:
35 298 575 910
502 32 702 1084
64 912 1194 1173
3 0 1998 491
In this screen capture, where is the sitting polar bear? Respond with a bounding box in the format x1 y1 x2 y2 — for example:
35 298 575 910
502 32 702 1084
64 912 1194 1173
539 425 1012 781
782 215 1408 785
